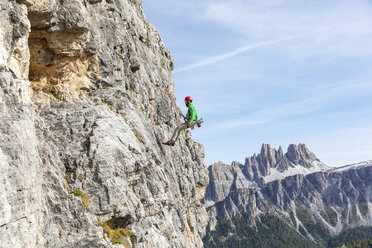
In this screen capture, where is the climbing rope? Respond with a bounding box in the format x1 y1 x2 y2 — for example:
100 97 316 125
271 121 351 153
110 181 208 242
126 28 194 244
126 29 185 119
136 71 179 213
126 28 181 212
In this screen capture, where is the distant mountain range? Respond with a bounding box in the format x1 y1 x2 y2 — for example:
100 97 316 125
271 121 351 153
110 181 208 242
202 144 372 247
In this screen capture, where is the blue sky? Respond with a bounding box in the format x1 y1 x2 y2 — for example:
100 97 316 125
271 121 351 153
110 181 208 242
142 0 372 167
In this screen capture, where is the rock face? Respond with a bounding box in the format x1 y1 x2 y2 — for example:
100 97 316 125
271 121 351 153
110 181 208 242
0 2 43 247
203 143 328 208
203 144 372 245
0 0 208 247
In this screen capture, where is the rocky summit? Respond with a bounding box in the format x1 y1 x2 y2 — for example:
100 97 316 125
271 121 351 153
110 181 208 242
203 143 329 208
0 0 208 247
203 144 372 246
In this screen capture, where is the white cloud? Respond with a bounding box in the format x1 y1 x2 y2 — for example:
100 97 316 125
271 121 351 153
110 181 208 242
197 79 372 137
210 118 267 131
305 124 372 166
174 36 298 73
146 0 372 73
203 0 372 37
168 0 372 73
257 80 372 117
202 0 372 59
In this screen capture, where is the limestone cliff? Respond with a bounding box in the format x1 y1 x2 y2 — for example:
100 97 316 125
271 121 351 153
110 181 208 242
0 0 208 247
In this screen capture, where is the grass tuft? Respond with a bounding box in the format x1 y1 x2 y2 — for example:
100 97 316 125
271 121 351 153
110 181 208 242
71 189 90 206
98 219 133 248
31 82 56 96
132 129 143 143
65 172 73 184
78 174 85 182
101 100 114 111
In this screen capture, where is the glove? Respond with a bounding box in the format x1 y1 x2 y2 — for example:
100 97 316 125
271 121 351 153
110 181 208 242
187 121 191 128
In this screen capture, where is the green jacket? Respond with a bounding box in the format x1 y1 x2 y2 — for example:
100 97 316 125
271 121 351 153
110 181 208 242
185 103 198 122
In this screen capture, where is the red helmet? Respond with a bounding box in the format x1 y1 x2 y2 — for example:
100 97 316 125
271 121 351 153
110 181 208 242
184 96 192 101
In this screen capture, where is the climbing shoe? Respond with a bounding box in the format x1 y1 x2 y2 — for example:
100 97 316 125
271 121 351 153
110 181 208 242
163 140 175 146
197 118 203 128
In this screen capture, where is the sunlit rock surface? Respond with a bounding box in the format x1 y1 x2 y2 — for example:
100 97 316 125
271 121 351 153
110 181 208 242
0 0 208 247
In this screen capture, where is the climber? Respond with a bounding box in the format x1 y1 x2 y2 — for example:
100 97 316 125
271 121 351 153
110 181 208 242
164 96 201 146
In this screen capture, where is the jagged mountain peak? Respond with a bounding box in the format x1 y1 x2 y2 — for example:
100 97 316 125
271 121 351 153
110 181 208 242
286 143 318 165
278 145 283 155
203 143 329 208
245 143 325 176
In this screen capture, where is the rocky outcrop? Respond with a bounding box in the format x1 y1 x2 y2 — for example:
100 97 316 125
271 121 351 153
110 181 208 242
203 144 372 245
203 144 328 208
0 0 208 247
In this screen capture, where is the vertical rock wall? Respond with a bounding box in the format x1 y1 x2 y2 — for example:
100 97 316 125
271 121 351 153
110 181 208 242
0 1 44 247
0 0 208 247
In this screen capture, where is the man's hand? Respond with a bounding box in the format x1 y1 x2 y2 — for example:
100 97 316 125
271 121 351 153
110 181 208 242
187 121 191 128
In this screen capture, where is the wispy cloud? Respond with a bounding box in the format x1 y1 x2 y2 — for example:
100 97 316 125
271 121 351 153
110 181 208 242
206 118 267 132
305 125 372 166
255 80 372 118
197 79 372 137
171 1 372 73
322 150 372 158
195 118 267 139
202 1 372 59
203 1 372 37
174 36 296 73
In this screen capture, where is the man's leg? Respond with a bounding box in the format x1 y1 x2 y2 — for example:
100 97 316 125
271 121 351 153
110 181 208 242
171 123 188 142
190 120 197 129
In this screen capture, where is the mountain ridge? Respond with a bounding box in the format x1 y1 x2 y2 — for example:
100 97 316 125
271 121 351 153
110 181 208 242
203 143 330 208
203 144 372 246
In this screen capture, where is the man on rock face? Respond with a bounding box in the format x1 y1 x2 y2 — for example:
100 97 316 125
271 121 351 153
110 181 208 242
164 96 199 146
